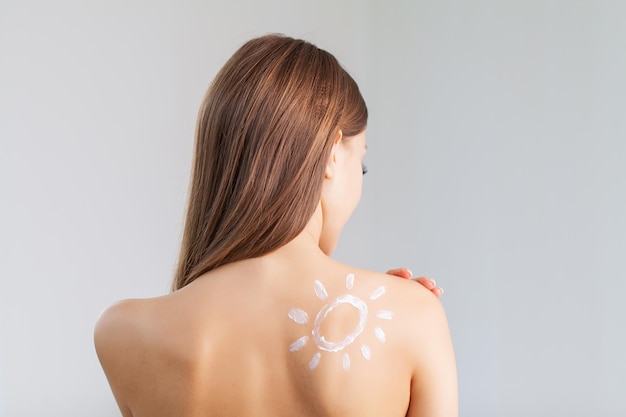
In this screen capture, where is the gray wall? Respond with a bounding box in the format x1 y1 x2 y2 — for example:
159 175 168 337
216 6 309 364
350 2 626 416
1 1 624 416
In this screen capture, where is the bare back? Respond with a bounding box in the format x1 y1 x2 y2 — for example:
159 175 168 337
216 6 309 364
95 256 456 417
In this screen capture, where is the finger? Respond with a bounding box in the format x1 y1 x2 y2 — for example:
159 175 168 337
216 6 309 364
411 277 436 290
386 268 413 279
432 287 444 298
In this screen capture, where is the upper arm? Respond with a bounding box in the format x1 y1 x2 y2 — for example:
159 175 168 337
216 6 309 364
94 300 141 417
403 286 458 417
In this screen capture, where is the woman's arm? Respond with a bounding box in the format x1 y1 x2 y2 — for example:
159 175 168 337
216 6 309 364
404 288 458 417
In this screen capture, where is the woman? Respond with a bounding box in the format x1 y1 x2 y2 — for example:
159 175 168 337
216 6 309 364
95 34 457 417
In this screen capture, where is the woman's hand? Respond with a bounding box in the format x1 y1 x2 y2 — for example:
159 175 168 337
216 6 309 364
386 268 444 298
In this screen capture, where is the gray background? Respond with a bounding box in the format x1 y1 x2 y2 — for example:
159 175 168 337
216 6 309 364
1 0 624 416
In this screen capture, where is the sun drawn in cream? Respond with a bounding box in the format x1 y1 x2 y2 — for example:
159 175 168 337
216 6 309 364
288 273 394 371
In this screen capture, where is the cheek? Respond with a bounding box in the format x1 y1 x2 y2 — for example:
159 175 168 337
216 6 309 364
355 159 365 186
350 163 364 203
355 176 363 203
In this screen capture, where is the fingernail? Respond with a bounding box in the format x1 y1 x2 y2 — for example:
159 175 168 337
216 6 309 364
440 288 444 295
431 279 437 287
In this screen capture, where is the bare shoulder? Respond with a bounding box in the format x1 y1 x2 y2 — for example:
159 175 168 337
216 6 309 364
94 298 153 416
94 298 147 354
327 265 452 353
344 266 458 416
385 274 450 343
349 267 447 325
94 298 154 381
93 296 168 369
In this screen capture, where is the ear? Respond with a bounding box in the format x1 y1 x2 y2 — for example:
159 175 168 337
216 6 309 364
324 130 343 179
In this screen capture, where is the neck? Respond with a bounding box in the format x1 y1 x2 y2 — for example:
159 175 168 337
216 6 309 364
189 204 333 286
272 203 326 256
253 202 331 268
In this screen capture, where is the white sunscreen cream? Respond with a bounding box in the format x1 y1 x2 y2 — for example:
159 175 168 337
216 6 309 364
288 273 394 371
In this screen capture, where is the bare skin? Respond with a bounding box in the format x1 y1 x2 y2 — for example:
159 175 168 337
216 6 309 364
95 131 457 416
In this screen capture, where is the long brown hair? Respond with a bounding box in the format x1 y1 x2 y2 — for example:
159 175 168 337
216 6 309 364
172 34 367 291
